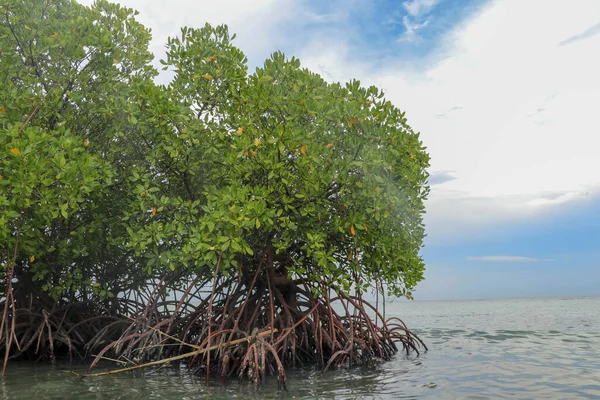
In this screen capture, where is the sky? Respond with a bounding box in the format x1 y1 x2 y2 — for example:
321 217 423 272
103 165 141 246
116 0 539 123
77 0 600 300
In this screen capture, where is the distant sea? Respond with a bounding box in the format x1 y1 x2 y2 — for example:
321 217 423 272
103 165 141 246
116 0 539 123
2 297 599 399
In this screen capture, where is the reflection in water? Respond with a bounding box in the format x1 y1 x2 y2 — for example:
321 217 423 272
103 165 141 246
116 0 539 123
1 297 599 399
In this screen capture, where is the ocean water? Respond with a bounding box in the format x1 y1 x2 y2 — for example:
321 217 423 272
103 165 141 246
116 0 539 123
1 297 599 399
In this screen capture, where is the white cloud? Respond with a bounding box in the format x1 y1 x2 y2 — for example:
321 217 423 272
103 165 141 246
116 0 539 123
299 0 600 241
399 15 429 42
424 186 599 241
403 0 439 17
76 0 600 242
399 0 438 42
465 256 555 262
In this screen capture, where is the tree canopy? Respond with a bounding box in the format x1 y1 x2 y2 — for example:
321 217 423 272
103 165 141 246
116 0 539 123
1 0 429 302
0 0 430 381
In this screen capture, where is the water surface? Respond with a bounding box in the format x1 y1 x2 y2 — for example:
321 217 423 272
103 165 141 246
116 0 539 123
2 297 599 399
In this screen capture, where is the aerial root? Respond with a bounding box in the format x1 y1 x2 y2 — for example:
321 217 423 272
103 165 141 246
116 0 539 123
0 283 130 369
0 269 425 387
78 273 426 388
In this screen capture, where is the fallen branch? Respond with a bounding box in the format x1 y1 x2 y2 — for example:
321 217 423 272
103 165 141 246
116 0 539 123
71 328 277 377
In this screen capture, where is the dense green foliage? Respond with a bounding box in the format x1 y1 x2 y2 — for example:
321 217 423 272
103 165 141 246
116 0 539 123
1 0 429 302
0 0 154 300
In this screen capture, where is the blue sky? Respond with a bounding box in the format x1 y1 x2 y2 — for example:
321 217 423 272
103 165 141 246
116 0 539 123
79 0 600 300
421 195 600 300
285 0 488 59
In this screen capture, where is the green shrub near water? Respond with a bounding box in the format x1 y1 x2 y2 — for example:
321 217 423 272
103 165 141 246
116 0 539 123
0 0 429 380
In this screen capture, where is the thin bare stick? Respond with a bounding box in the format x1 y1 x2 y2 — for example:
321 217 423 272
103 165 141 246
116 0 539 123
73 329 277 377
18 95 47 135
90 354 130 365
120 314 200 350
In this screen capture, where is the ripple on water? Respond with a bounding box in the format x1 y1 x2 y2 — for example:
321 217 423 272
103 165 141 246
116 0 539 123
1 298 600 399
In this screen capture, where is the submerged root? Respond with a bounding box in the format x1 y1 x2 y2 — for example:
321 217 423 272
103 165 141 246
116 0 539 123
0 282 131 367
0 265 425 387
80 272 426 388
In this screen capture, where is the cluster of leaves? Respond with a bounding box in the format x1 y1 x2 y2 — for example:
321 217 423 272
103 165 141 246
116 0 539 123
124 28 430 297
1 0 430 302
0 0 154 300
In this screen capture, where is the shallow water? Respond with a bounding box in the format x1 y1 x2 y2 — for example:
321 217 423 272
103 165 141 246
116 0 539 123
2 297 599 399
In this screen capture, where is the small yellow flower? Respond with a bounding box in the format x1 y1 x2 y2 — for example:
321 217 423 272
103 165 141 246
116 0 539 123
10 148 21 155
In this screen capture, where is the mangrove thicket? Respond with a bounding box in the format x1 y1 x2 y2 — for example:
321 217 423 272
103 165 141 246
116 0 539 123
0 0 430 387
